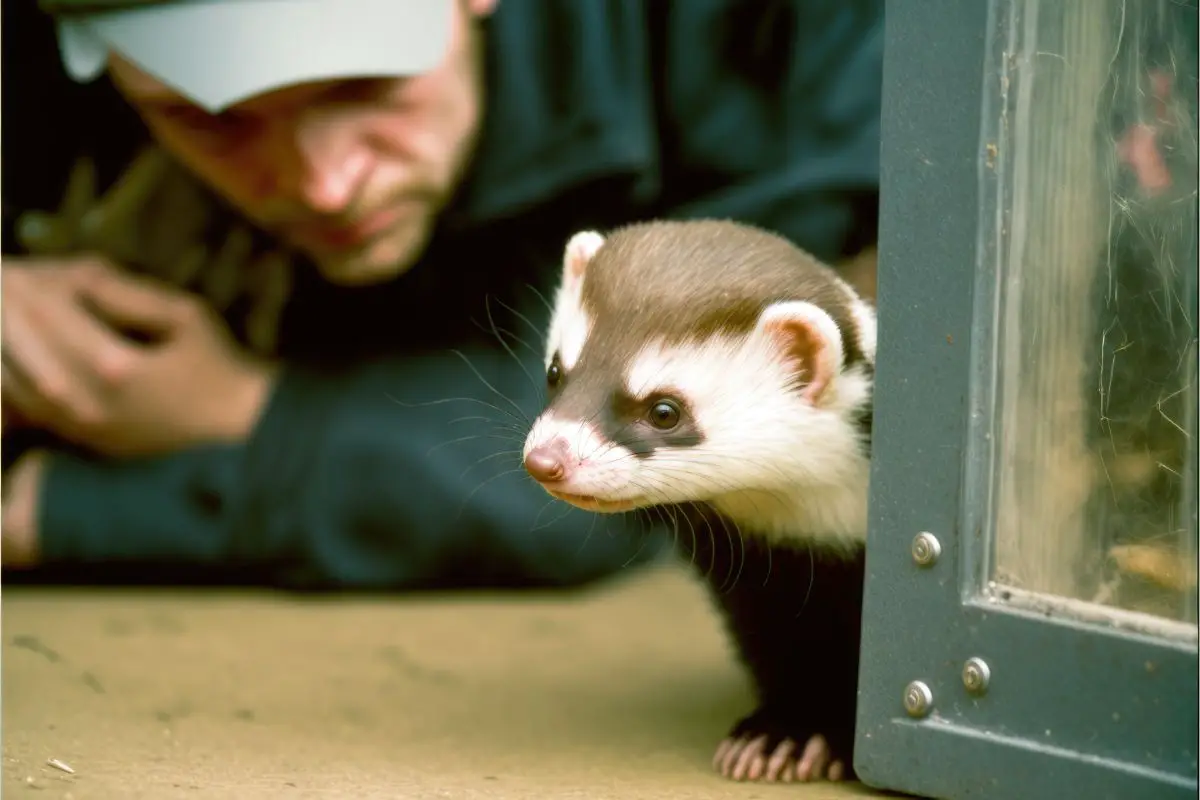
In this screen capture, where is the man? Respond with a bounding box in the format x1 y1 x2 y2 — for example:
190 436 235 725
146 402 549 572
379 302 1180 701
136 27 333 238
1 0 883 590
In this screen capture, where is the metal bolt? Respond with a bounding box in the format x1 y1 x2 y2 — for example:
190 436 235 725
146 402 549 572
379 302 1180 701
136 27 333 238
903 680 933 718
962 657 991 695
911 532 942 567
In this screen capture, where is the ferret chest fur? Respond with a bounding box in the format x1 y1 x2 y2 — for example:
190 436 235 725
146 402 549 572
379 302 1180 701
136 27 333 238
709 474 871 550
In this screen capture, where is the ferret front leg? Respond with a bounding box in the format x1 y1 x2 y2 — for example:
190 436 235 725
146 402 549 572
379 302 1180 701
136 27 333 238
706 544 866 783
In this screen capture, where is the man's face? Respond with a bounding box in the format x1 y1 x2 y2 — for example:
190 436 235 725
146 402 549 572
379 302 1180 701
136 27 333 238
107 0 492 285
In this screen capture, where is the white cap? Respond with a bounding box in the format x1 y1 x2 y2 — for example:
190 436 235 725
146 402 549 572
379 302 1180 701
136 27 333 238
51 0 453 113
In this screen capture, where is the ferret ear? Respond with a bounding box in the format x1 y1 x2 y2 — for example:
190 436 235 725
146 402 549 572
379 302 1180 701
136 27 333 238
562 230 605 289
754 300 845 404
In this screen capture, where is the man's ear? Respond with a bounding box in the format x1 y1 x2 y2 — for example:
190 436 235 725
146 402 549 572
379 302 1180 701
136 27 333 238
754 300 845 404
561 230 605 294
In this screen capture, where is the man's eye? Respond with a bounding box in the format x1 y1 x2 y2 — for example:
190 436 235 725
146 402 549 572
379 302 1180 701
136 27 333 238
157 106 249 135
325 78 398 105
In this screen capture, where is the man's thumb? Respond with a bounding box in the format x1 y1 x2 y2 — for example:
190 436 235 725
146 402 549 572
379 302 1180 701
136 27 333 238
78 265 197 338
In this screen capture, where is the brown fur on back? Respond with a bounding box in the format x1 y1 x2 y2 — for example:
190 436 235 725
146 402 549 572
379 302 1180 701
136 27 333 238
578 220 869 367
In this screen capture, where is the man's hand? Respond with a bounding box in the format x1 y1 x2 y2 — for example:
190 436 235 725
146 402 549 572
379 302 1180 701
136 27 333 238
1 449 48 569
16 147 294 357
2 257 278 458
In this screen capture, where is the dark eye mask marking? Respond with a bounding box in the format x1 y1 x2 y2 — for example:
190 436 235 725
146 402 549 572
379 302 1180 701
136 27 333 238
606 388 704 458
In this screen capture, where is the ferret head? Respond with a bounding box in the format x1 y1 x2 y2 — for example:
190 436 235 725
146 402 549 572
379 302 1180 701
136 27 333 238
522 220 876 543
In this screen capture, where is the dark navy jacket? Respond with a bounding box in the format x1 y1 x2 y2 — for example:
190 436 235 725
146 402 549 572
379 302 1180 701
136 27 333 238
1 0 884 590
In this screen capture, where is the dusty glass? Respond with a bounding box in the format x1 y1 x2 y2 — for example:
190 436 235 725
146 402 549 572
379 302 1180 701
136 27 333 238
968 0 1198 640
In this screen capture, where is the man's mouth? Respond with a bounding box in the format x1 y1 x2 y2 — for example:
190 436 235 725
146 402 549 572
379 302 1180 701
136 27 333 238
293 206 405 250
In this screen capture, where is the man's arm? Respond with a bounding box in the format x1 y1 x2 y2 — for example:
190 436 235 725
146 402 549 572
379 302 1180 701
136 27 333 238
25 329 669 589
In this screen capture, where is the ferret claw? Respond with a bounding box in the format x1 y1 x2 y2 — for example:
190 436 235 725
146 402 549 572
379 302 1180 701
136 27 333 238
712 708 850 783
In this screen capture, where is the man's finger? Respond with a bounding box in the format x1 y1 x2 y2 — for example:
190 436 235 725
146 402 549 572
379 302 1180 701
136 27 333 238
160 243 209 287
58 155 99 230
245 251 293 355
79 268 194 336
1 301 74 414
1 360 57 426
204 225 254 310
3 286 134 414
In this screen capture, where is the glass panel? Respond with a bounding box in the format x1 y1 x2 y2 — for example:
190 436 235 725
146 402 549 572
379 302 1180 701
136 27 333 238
976 0 1198 637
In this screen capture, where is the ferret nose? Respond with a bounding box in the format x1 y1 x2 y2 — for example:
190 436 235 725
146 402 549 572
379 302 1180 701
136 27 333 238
524 441 569 482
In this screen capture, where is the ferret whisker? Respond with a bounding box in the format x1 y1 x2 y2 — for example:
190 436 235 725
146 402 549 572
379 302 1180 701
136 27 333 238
684 512 704 577
424 430 526 459
794 544 817 620
448 348 532 428
636 504 681 559
729 517 749 592
528 491 573 530
632 489 699 572
481 294 544 398
522 281 554 315
448 414 496 426
530 493 583 533
387 391 527 428
480 423 531 442
484 322 540 360
489 294 550 344
457 448 525 482
453 465 531 523
619 528 656 568
469 309 532 359
608 445 804 491
579 508 615 554
641 505 675 553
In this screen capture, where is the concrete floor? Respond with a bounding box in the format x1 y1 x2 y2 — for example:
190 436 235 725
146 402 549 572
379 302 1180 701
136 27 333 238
4 562 897 799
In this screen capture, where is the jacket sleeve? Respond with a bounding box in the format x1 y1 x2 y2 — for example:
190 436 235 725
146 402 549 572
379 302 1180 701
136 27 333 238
656 0 884 263
37 328 671 589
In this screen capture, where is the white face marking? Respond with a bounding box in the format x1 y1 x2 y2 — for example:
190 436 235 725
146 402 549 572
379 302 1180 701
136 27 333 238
545 290 590 371
543 231 601 370
622 333 872 550
525 304 873 552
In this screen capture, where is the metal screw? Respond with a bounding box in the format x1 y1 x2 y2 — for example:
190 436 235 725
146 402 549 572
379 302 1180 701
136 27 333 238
903 680 933 718
911 532 942 567
962 657 991 695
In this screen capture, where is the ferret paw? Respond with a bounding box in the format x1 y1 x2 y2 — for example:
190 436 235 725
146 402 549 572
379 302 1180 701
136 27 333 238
711 708 852 783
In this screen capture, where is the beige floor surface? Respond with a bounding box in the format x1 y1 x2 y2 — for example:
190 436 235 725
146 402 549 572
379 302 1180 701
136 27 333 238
3 561 898 799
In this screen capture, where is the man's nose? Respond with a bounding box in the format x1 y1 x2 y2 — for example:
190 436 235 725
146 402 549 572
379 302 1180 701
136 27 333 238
287 113 372 213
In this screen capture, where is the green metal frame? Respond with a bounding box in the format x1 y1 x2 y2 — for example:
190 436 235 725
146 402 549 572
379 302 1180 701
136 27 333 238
854 1 1200 798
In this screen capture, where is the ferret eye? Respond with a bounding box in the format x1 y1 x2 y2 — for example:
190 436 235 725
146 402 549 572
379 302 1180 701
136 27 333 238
648 399 681 430
546 359 564 389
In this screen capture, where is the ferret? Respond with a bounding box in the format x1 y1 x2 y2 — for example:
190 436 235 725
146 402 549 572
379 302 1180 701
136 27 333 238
521 219 876 784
